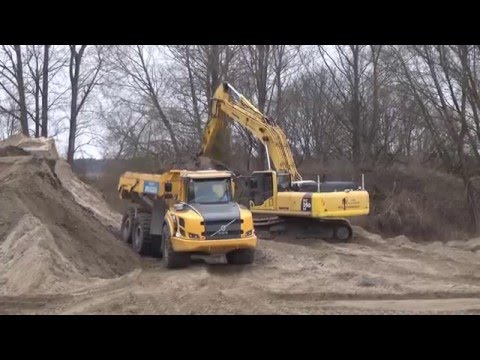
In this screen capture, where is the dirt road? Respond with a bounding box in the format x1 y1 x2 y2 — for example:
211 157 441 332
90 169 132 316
2 135 480 315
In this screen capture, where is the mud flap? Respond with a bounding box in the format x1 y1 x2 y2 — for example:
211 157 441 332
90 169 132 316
150 199 167 236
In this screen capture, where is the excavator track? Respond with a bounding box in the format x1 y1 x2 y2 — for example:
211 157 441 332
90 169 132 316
253 216 353 243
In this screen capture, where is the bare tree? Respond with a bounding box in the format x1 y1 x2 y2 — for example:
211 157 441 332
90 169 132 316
390 45 480 233
110 45 181 157
317 46 371 172
67 45 104 164
25 45 43 137
166 45 242 166
238 45 277 170
0 45 29 135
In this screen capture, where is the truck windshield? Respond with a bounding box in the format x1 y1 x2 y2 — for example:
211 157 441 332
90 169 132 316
188 178 232 204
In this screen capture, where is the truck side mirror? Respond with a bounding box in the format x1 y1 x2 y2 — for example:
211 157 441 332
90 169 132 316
173 203 185 211
165 182 172 192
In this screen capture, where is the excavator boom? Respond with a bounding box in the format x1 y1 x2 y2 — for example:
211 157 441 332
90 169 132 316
199 83 302 181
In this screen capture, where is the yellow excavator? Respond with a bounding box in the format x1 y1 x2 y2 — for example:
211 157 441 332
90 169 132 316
198 82 370 241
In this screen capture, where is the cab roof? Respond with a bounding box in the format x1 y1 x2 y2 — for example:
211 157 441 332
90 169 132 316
170 169 233 179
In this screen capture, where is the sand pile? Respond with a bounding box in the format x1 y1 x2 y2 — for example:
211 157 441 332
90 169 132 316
55 159 122 231
0 135 139 296
0 133 59 159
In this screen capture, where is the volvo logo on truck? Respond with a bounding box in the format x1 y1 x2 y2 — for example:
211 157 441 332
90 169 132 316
211 218 236 237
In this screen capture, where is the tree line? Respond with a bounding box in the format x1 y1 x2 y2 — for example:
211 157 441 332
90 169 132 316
2 45 480 232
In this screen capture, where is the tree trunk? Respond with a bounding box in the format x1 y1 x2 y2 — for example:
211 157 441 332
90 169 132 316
41 45 50 137
370 45 381 165
206 45 231 166
351 46 362 174
34 82 40 137
275 47 283 121
465 177 480 234
254 45 270 171
14 45 29 136
67 47 82 165
151 96 180 156
68 76 78 164
185 46 202 139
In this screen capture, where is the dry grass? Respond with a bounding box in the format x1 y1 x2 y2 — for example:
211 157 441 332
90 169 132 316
77 157 474 242
299 159 471 241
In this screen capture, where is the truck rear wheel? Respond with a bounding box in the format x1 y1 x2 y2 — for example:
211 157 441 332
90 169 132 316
132 213 152 256
162 224 190 269
226 248 255 265
120 208 135 244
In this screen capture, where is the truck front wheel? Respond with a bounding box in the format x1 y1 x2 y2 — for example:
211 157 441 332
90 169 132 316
162 225 190 269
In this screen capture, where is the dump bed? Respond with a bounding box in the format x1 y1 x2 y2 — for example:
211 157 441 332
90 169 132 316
118 171 176 198
118 169 234 199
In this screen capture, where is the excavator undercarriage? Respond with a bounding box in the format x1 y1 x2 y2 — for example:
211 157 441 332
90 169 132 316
253 216 353 242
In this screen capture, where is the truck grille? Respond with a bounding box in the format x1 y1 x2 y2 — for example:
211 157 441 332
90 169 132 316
203 219 242 240
204 230 242 240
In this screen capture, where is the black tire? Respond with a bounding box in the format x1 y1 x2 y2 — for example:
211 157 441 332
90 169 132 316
333 224 352 242
226 248 255 265
162 224 190 269
120 208 135 244
132 212 152 256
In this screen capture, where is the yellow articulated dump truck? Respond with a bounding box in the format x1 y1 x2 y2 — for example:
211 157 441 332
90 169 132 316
118 169 257 268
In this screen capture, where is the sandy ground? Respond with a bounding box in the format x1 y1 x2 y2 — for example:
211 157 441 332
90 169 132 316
2 136 480 315
3 230 480 314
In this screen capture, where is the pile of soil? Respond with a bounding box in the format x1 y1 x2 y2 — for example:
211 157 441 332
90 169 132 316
55 159 122 232
0 135 139 296
0 146 30 157
0 133 59 159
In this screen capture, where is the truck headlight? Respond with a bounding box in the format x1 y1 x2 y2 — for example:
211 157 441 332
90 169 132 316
245 229 253 237
189 233 200 239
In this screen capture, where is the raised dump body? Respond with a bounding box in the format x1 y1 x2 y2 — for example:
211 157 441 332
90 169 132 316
118 169 257 268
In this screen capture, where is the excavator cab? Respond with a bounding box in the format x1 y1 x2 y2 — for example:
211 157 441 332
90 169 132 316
248 170 275 208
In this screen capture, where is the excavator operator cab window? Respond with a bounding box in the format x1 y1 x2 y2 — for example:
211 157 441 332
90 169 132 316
249 171 274 206
277 172 291 192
